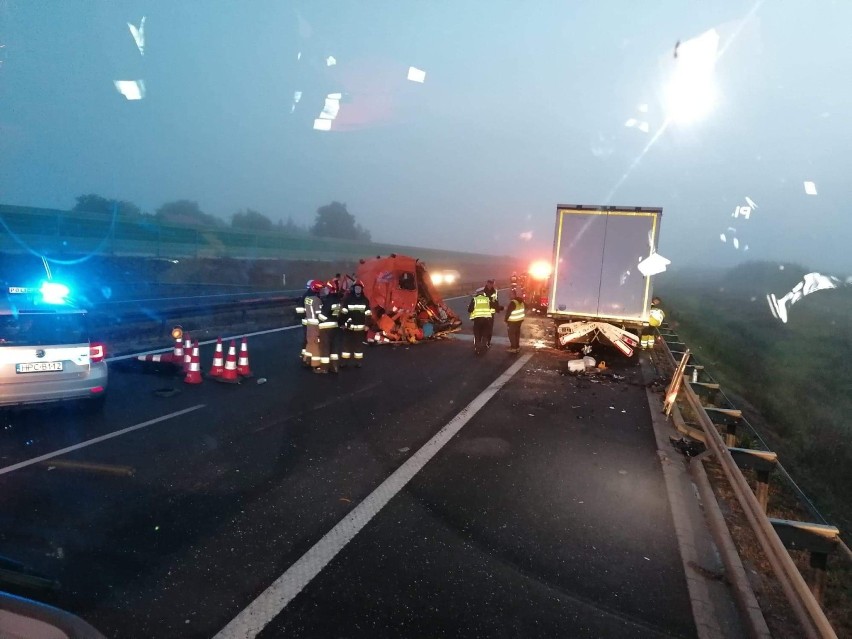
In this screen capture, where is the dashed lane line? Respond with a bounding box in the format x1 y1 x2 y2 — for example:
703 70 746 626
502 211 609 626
214 352 534 639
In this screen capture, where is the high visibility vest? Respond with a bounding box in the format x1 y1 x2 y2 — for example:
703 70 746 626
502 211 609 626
508 301 525 322
649 307 665 327
470 295 492 319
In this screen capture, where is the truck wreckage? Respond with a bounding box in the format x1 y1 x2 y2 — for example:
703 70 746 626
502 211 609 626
546 204 664 357
356 254 462 343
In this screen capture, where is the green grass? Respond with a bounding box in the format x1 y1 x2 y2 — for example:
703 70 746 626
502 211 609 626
657 263 852 531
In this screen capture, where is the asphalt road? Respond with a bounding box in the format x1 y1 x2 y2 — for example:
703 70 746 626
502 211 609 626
0 295 697 638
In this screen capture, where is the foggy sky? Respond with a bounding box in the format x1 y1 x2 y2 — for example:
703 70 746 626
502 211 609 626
2 1 851 272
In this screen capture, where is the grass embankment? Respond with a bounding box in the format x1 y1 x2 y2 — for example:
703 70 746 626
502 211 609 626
657 262 852 532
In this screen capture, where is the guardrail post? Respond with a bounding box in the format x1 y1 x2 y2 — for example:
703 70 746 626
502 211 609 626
756 469 771 513
769 518 839 606
809 551 828 604
729 448 778 513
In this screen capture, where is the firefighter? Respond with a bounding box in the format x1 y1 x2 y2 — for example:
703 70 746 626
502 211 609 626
339 279 371 367
301 280 325 369
482 279 503 348
468 288 493 355
326 279 343 373
315 283 338 374
504 294 525 353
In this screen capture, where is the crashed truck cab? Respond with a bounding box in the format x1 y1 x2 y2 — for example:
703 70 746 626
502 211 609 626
356 255 462 342
547 204 664 358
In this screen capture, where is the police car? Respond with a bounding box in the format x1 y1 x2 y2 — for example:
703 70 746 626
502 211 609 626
0 282 108 411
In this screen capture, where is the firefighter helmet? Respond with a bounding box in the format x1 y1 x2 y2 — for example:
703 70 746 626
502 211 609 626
326 279 339 294
354 279 365 288
308 279 324 293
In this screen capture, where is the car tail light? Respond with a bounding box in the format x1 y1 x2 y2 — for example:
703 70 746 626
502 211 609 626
90 343 106 363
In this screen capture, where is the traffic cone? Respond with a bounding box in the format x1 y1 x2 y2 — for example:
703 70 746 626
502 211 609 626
237 337 253 377
173 335 184 361
208 337 224 377
184 341 202 384
216 340 240 384
136 352 176 364
183 335 192 372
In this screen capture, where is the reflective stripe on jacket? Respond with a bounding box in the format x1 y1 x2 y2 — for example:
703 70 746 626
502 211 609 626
507 300 525 322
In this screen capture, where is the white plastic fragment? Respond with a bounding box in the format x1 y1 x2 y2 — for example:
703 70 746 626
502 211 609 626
326 56 336 66
128 17 146 56
637 252 671 276
114 80 145 100
313 118 331 131
804 181 818 195
407 66 426 83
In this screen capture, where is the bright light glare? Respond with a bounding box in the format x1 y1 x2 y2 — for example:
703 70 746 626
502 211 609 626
664 29 719 124
40 282 70 304
529 261 552 280
430 273 444 285
444 273 456 284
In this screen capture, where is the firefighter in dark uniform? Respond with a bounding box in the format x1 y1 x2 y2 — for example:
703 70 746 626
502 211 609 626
300 280 324 369
481 279 503 348
326 279 343 373
339 279 371 367
315 283 338 373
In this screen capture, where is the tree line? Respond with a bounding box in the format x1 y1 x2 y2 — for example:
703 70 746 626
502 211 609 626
71 194 371 242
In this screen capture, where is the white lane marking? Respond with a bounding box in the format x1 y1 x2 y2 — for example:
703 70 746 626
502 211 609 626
0 405 206 476
108 326 300 362
214 352 534 639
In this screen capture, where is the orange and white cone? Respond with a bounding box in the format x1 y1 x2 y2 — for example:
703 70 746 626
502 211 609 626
137 352 176 364
184 341 203 384
216 340 240 384
237 337 253 378
183 335 192 372
208 337 224 377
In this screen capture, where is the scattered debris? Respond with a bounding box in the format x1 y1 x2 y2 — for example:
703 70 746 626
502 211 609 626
398 447 410 453
670 436 706 457
153 387 180 397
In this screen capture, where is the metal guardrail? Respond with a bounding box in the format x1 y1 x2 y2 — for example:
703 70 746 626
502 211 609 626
0 204 506 265
656 326 839 638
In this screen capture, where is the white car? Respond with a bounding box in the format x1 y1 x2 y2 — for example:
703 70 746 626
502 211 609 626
0 285 108 412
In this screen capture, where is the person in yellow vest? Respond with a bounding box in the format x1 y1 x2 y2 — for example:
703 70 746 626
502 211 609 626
468 288 494 355
504 294 525 353
643 297 665 349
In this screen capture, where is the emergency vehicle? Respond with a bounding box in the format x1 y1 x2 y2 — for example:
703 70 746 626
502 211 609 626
0 282 108 411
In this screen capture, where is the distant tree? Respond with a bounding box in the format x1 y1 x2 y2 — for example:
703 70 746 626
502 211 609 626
231 208 273 232
155 200 224 228
280 216 309 236
72 194 144 218
310 201 371 242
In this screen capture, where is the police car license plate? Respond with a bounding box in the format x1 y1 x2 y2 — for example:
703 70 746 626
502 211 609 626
16 362 63 373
